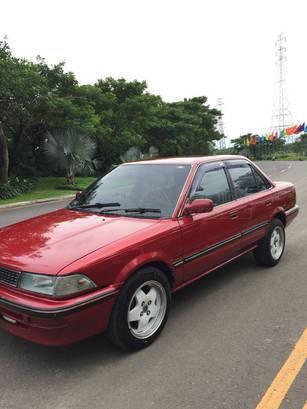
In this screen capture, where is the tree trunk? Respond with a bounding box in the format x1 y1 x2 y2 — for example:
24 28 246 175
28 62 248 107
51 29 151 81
0 123 9 184
66 165 75 185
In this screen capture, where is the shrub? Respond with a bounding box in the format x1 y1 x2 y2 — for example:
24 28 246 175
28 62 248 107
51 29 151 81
44 129 96 185
0 177 37 200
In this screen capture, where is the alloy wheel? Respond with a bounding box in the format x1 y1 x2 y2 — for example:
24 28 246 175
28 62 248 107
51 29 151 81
127 280 167 339
270 226 285 261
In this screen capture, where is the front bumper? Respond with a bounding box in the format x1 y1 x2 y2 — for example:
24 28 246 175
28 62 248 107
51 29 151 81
0 285 119 346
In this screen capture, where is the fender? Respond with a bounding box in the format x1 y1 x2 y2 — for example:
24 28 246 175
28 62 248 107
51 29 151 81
114 251 176 285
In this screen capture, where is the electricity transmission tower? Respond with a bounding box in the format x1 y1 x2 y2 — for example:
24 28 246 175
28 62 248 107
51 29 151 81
270 33 292 132
216 98 226 149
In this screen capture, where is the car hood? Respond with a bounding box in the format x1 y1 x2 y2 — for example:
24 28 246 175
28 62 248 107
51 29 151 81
0 208 161 275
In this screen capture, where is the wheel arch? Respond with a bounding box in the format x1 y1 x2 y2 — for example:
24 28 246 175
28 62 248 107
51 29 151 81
272 210 286 227
142 260 174 287
116 258 175 289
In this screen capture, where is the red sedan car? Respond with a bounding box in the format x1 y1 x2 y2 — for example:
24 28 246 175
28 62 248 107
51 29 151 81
0 156 299 350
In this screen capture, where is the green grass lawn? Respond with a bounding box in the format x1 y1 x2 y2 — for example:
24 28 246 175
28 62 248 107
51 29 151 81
274 154 307 161
0 177 97 206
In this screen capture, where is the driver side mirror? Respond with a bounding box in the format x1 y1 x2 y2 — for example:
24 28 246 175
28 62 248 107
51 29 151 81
75 191 82 199
183 198 214 216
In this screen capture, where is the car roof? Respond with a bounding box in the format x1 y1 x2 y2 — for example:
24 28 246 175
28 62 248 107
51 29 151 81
125 155 247 166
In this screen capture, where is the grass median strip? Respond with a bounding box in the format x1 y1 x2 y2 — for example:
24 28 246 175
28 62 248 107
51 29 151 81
256 328 307 409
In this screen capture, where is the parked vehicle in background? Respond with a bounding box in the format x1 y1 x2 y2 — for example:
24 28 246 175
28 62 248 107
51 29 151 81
0 156 299 350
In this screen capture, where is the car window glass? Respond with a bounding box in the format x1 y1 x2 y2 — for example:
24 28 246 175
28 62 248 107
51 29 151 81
252 167 269 191
191 166 232 206
71 164 191 218
227 164 262 198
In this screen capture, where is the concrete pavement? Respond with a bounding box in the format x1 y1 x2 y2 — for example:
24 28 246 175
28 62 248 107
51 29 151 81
0 161 306 409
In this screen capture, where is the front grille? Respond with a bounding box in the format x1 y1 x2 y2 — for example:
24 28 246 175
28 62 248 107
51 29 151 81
0 266 21 287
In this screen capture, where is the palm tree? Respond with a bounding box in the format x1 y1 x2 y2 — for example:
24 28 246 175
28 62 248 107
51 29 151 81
120 145 159 163
44 129 96 184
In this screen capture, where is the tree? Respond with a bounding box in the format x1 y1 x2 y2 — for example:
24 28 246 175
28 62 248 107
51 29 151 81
44 129 96 184
146 97 222 157
0 39 100 181
1 39 224 182
296 133 307 156
92 78 162 170
0 39 47 182
18 59 99 175
0 123 8 183
231 134 252 153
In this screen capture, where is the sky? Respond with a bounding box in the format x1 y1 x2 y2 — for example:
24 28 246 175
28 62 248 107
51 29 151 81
1 0 307 142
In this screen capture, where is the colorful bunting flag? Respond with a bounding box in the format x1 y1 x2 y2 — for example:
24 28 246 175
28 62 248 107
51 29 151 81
296 123 305 133
250 136 257 145
286 125 297 135
245 123 306 145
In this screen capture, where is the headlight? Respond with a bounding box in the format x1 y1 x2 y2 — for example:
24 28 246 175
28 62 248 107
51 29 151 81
19 273 96 297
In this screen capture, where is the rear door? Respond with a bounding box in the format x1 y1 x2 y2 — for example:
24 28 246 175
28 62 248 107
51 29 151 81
225 159 274 248
178 161 244 282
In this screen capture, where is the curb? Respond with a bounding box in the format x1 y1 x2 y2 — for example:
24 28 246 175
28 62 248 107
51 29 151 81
0 195 75 211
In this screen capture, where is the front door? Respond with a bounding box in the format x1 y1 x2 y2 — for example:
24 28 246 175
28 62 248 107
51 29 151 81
178 161 243 282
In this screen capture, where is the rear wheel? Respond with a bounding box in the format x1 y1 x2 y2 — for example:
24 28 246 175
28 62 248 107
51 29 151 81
107 266 171 351
253 219 285 267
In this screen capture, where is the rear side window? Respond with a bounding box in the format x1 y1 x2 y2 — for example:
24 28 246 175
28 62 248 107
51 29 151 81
190 164 232 206
227 162 268 198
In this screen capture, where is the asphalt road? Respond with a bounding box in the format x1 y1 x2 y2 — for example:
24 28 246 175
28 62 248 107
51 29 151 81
0 161 306 409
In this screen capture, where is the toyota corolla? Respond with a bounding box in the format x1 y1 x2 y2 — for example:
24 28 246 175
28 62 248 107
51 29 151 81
0 156 299 350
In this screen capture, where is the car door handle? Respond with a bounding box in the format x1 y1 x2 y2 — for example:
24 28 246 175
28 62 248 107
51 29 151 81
229 211 239 219
265 200 272 207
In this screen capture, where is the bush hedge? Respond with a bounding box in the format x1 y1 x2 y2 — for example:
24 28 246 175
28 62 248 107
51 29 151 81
0 177 37 200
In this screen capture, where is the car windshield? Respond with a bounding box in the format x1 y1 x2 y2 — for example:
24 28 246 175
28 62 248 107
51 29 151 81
68 163 191 218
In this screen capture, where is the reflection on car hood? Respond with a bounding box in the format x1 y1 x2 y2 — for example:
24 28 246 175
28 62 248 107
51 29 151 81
0 208 160 275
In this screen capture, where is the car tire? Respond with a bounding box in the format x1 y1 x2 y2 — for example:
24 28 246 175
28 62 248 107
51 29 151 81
107 266 171 351
253 218 286 267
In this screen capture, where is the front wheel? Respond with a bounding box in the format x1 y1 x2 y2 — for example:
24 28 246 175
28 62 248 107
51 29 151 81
107 267 171 351
253 219 285 267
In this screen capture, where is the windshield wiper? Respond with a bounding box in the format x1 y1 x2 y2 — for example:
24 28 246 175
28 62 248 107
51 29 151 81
100 207 161 214
69 202 121 210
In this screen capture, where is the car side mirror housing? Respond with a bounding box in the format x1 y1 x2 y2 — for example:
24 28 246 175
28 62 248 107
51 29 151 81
183 198 214 216
75 191 82 200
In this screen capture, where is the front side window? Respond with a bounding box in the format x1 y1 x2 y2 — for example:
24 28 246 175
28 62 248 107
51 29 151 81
251 166 271 191
69 163 191 218
227 161 268 198
190 164 232 206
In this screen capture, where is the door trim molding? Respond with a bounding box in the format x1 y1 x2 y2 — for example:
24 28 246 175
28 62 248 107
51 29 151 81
173 221 269 268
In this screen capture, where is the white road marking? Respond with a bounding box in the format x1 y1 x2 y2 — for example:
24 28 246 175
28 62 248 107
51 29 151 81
279 163 293 173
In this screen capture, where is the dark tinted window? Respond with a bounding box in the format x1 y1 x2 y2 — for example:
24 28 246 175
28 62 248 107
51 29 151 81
227 162 267 198
190 165 232 206
252 167 270 191
69 163 191 218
